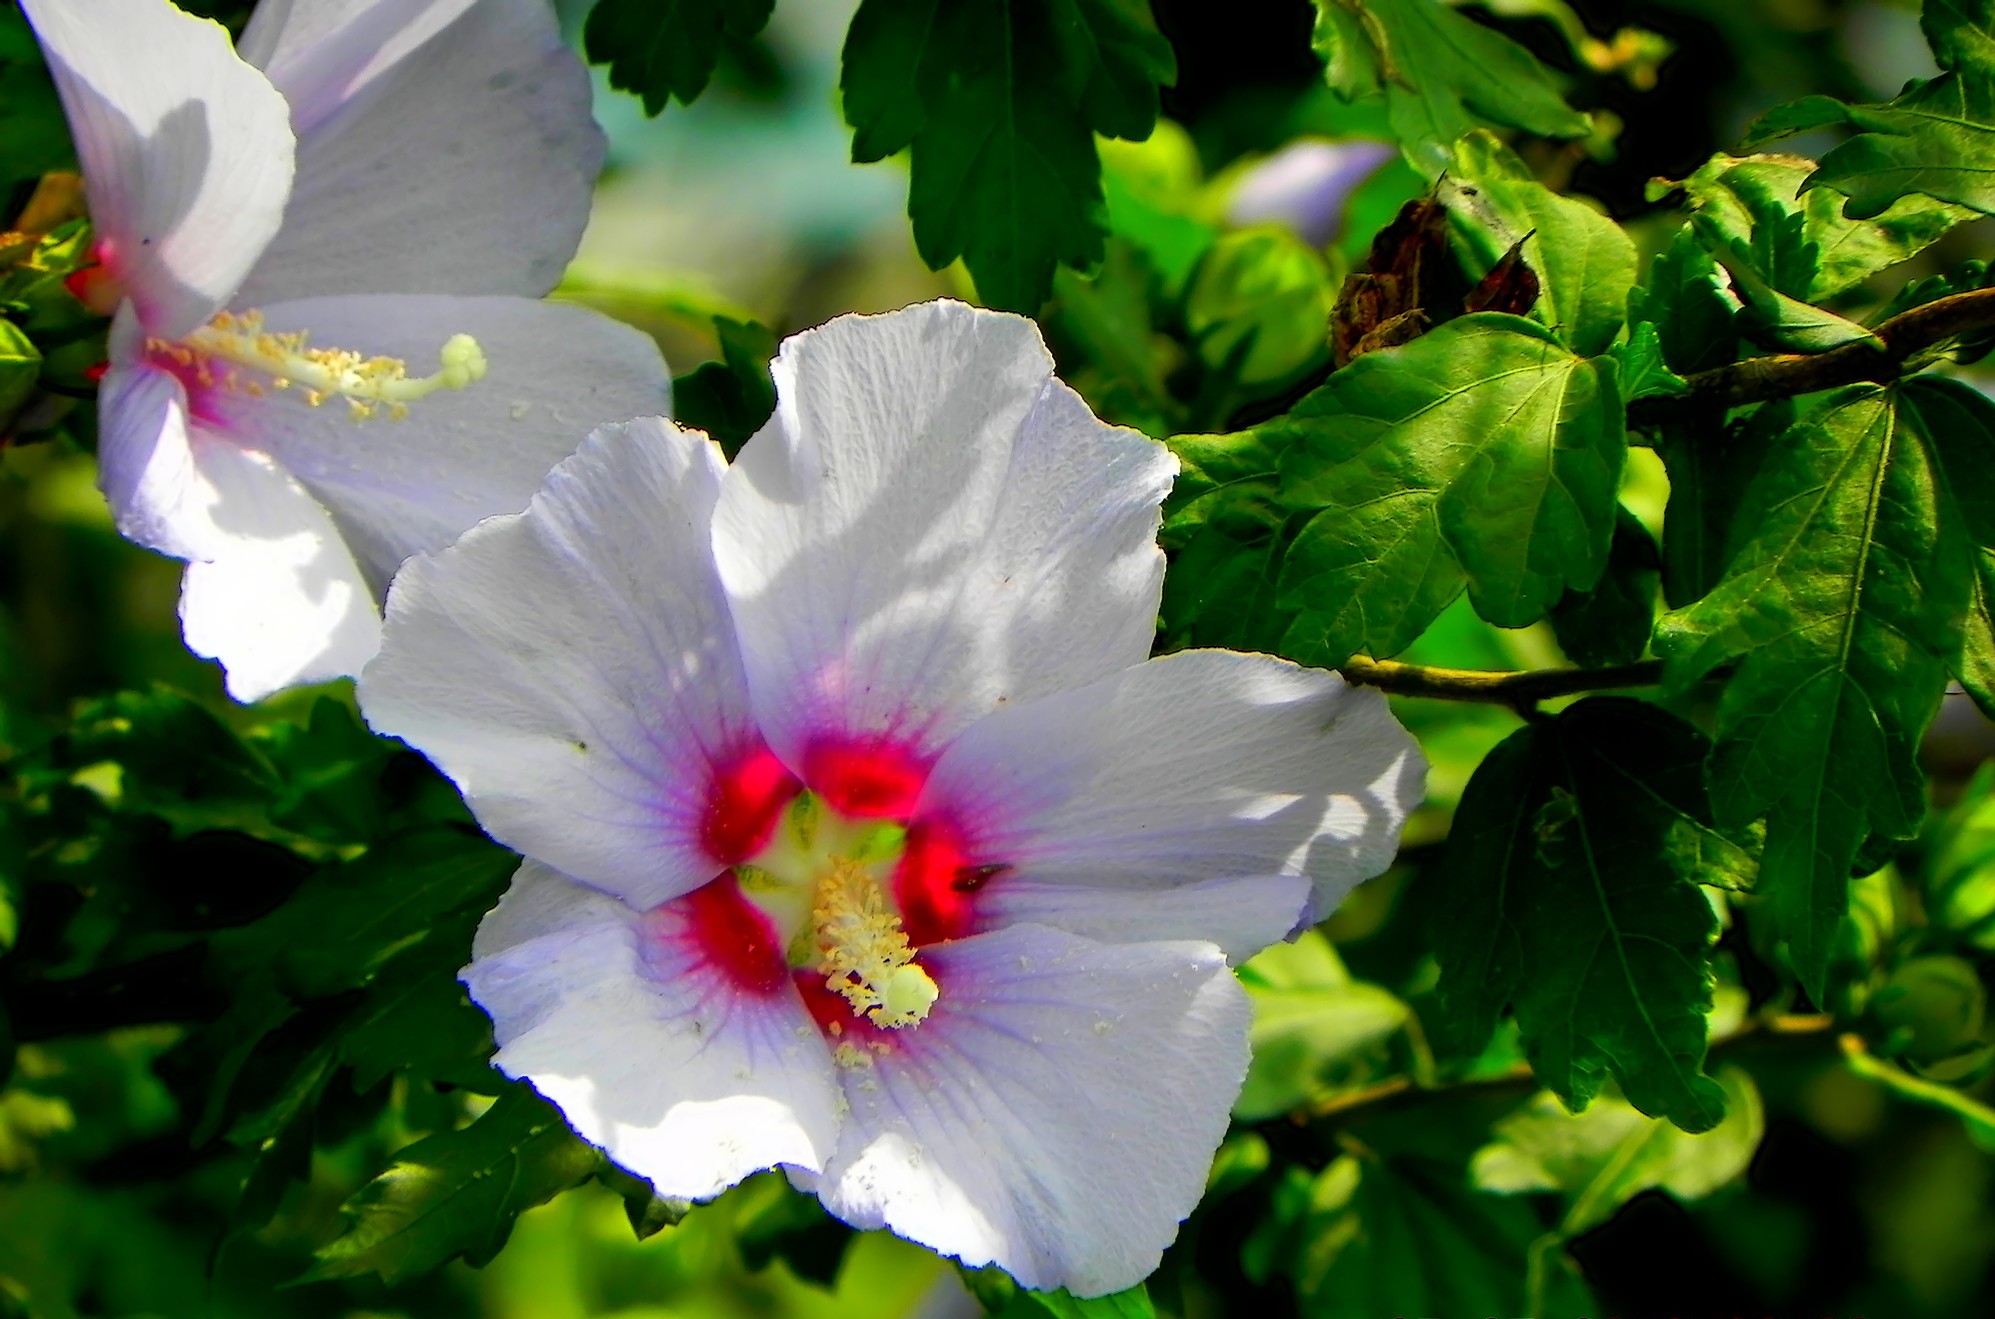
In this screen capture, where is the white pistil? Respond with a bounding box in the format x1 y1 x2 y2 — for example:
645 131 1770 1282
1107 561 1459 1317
157 309 487 420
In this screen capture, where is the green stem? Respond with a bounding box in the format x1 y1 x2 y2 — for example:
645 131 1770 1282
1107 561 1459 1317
1630 284 1995 424
1338 655 1665 707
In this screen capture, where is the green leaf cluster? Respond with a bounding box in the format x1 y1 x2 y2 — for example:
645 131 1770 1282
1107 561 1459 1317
840 0 1176 310
1744 0 1995 221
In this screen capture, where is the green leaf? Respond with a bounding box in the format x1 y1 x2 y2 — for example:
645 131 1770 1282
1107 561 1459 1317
213 827 514 1000
1472 1066 1764 1234
671 317 777 459
1674 152 1970 301
1049 239 1175 435
0 13 70 189
1446 131 1638 357
1183 227 1334 390
1656 381 1991 999
253 697 397 844
1713 245 1884 353
0 320 39 418
305 1085 601 1283
1241 1151 1592 1317
1607 322 1690 404
1549 507 1660 668
1922 763 1995 949
1310 0 1590 172
1465 1052 1766 1305
841 0 1176 311
1626 226 1739 378
1742 0 1995 221
1235 930 1409 1120
334 963 494 1094
1657 401 1790 609
583 0 776 113
1271 314 1625 664
59 688 278 836
1432 698 1748 1130
1008 1285 1157 1319
1159 428 1303 652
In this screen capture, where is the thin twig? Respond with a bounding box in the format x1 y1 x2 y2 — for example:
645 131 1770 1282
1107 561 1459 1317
1630 285 1995 425
1338 655 1664 706
1301 1012 1839 1126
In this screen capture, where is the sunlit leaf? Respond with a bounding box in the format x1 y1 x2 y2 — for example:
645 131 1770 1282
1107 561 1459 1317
1311 0 1589 171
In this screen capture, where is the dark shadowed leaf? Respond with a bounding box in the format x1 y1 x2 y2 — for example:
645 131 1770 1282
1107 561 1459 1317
1432 698 1747 1130
584 0 776 113
672 317 777 459
841 0 1175 310
1656 381 1992 998
1549 508 1661 668
304 1085 601 1283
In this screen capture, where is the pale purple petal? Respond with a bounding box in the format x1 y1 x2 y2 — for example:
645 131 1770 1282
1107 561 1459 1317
22 0 293 337
1227 138 1397 248
465 862 842 1200
795 923 1249 1297
712 301 1175 767
96 341 209 560
198 294 668 588
361 419 760 909
920 650 1424 937
233 0 601 303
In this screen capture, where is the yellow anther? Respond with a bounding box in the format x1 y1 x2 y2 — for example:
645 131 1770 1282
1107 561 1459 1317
156 309 489 421
812 856 936 1030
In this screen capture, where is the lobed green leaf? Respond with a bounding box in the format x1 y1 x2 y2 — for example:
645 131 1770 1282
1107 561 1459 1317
1311 0 1589 172
1743 0 1995 221
583 0 776 114
1447 132 1637 357
1656 381 1995 999
1273 314 1625 662
304 1085 602 1283
841 0 1175 310
1432 698 1747 1131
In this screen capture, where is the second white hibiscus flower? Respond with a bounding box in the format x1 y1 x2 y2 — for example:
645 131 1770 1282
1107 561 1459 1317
360 299 1423 1296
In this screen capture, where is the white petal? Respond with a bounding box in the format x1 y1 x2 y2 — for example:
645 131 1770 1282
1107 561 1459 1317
921 650 1424 936
464 862 842 1200
175 437 380 702
96 351 378 700
978 874 1309 966
361 418 759 908
797 924 1249 1296
198 294 668 588
713 300 1175 766
233 0 600 302
22 0 293 338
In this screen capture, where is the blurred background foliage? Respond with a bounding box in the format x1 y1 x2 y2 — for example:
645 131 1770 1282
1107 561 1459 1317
6 0 1995 1316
